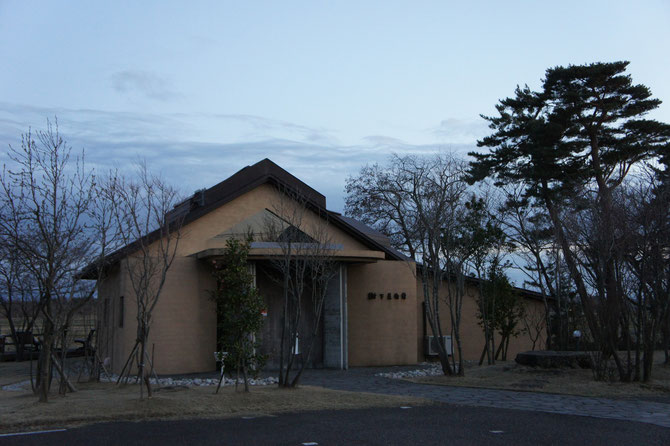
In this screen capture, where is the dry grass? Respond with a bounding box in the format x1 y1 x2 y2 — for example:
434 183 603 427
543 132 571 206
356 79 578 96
410 354 670 399
0 382 430 433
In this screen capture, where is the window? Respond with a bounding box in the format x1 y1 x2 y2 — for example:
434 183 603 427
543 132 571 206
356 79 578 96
119 296 124 328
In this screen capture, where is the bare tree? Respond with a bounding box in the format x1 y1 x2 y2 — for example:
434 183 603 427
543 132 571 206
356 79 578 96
458 191 510 366
522 301 547 351
263 187 310 387
347 154 471 376
291 219 338 386
495 183 585 351
106 163 182 398
345 162 421 258
263 186 338 387
620 167 670 381
496 184 555 349
0 120 114 402
0 239 41 362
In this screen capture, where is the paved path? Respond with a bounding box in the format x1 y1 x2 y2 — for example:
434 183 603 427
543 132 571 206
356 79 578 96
299 366 670 429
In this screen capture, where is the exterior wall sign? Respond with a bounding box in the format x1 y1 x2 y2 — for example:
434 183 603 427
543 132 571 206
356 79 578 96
367 292 406 300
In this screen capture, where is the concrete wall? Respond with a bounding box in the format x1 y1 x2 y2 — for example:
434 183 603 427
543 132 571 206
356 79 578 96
323 265 347 369
347 260 417 366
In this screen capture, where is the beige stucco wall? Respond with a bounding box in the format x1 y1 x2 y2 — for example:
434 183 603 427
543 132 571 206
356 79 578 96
98 183 377 375
97 261 137 374
415 275 545 363
96 265 119 369
97 180 546 374
98 257 217 375
347 260 418 366
177 184 369 257
146 257 217 374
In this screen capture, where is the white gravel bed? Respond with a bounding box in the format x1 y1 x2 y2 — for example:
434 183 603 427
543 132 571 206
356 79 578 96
100 374 279 388
375 362 459 379
1 373 278 391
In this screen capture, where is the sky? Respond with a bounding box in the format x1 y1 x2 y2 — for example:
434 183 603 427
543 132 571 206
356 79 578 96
1 0 669 212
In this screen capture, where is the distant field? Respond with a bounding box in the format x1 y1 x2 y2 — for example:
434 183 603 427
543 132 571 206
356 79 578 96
1 312 96 352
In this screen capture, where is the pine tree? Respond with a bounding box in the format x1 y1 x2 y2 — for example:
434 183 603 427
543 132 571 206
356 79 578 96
469 61 670 381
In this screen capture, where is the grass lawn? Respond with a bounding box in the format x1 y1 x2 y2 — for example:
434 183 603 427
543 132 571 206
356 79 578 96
0 381 431 433
410 353 670 400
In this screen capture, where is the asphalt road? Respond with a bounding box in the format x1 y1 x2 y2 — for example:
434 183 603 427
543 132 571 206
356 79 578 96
1 404 669 446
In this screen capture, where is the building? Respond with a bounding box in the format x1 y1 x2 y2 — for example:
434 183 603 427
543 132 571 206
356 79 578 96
95 159 545 374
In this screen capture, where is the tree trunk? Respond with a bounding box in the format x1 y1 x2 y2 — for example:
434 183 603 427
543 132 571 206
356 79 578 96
664 325 670 365
235 361 240 392
242 363 249 392
494 337 504 361
478 344 487 366
138 338 145 398
50 352 76 393
634 297 642 381
117 341 139 384
37 297 56 403
426 267 453 376
4 317 21 362
425 299 452 375
291 302 324 388
58 327 69 395
38 325 52 402
506 338 510 361
455 330 464 376
278 272 289 387
541 182 611 368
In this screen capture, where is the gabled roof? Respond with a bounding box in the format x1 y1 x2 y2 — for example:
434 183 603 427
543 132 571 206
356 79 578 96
333 214 411 261
165 158 327 225
172 158 404 260
81 159 405 278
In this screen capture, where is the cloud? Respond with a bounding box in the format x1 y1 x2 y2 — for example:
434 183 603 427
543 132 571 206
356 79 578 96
177 112 340 146
0 102 481 212
362 135 408 147
110 70 180 102
430 117 490 144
